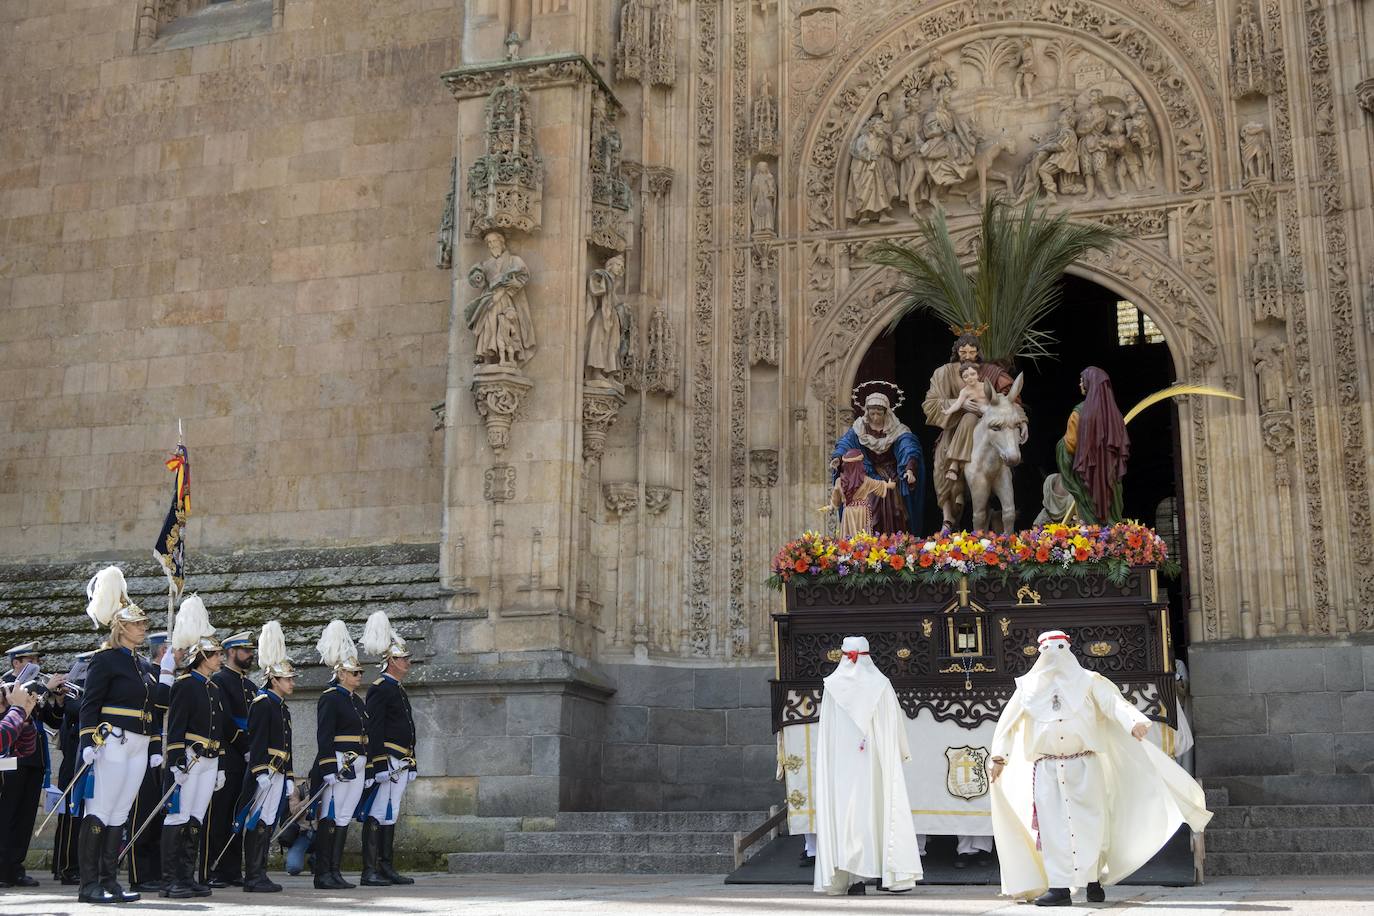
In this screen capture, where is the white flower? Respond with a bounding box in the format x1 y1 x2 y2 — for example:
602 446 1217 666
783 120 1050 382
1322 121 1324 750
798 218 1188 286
922 541 936 552
979 538 991 548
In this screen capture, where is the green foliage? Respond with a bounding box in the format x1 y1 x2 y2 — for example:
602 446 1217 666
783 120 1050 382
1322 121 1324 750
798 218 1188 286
864 194 1122 366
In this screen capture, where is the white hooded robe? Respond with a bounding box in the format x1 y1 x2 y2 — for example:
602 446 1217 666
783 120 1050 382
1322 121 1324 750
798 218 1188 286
989 634 1212 899
813 637 922 894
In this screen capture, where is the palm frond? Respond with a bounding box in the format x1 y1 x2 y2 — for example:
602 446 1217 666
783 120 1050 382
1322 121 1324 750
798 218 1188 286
865 194 1121 365
1123 384 1242 425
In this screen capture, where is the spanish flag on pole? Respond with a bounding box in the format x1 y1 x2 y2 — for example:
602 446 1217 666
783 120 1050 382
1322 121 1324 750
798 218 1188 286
153 442 190 598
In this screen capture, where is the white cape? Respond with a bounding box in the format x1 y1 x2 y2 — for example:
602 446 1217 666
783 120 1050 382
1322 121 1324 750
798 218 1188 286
813 659 922 894
990 673 1212 900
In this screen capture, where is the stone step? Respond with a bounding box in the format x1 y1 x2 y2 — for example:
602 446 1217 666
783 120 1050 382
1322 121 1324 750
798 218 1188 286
504 830 737 855
552 811 766 833
1207 805 1374 829
1206 852 1374 876
1203 787 1229 808
447 851 738 874
1205 827 1374 853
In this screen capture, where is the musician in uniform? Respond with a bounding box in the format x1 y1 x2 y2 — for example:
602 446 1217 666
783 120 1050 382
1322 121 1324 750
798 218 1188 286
205 631 256 888
312 619 372 891
127 632 175 893
361 611 418 886
52 648 96 886
75 567 157 905
160 596 225 899
241 621 296 893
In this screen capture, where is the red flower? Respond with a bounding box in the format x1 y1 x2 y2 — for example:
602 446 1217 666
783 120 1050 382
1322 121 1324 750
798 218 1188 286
984 552 1000 566
1074 547 1089 561
890 554 906 570
1127 532 1143 548
919 553 934 568
1035 546 1050 562
793 558 809 573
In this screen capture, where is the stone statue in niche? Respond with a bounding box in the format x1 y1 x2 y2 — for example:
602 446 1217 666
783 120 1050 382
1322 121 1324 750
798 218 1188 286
1019 109 1079 199
1123 98 1157 181
915 84 977 197
1240 123 1272 185
845 94 898 224
1253 337 1289 414
751 161 776 236
465 230 536 367
586 255 632 382
1014 38 1036 99
1075 89 1116 199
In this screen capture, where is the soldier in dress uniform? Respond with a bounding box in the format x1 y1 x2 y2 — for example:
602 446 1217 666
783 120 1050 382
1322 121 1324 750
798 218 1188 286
127 632 175 893
0 641 69 888
360 611 418 886
75 567 158 905
241 621 296 893
312 620 372 891
52 648 96 886
160 596 225 899
204 630 256 888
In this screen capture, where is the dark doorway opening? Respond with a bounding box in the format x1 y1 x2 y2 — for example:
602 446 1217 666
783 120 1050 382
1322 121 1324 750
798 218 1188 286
852 274 1188 657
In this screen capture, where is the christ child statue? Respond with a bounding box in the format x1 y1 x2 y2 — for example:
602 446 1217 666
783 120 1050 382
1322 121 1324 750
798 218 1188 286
940 362 988 481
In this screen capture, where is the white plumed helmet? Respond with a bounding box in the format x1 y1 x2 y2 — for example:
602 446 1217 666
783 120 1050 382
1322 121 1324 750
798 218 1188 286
172 594 221 660
85 566 148 629
316 620 362 674
361 610 410 664
257 620 296 680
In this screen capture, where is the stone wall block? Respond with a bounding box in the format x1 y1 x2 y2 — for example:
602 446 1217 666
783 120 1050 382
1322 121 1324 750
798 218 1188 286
647 708 726 746
447 736 531 777
1266 692 1341 735
605 705 648 744
1195 735 1293 777
458 696 508 736
1247 648 1329 694
1189 649 1251 696
1193 695 1268 736
726 707 772 746
1340 692 1374 733
693 669 740 709
476 775 560 817
507 693 566 736
678 746 743 784
602 743 660 782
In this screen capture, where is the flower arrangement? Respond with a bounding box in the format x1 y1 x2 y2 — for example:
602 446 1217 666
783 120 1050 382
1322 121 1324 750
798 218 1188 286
767 522 1175 590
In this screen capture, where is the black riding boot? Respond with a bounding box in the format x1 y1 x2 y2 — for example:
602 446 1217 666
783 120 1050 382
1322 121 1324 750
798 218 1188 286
77 816 118 904
97 822 139 903
243 824 282 893
159 824 195 899
184 819 211 897
331 822 355 889
379 824 413 884
1034 887 1073 906
313 820 346 890
360 818 388 886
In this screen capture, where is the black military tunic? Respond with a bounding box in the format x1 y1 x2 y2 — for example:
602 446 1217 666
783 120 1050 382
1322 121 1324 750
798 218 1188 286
364 674 416 773
165 670 222 770
127 656 169 889
241 689 293 827
312 682 371 785
205 665 254 882
78 647 158 753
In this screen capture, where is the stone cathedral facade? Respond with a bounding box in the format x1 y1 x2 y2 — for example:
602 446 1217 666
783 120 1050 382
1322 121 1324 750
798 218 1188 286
3 0 1374 844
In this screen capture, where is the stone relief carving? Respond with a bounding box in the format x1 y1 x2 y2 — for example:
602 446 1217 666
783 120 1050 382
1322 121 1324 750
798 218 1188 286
437 158 456 270
466 78 544 238
471 369 533 454
751 161 777 237
466 230 537 368
484 465 517 502
586 255 633 383
641 305 680 395
582 386 626 462
1179 200 1216 297
1231 0 1268 99
1239 122 1271 185
752 76 780 156
603 482 638 516
1245 187 1287 324
644 486 671 516
749 448 780 517
590 91 633 252
615 0 675 87
1357 79 1374 119
798 2 840 58
807 241 835 322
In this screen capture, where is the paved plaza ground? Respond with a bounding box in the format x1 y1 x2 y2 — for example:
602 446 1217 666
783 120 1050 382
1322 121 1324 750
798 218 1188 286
4 875 1373 915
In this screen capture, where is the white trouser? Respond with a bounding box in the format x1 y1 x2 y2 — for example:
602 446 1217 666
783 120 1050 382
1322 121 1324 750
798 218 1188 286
804 833 816 857
164 756 219 827
957 835 994 855
1033 755 1107 890
86 731 150 827
369 756 410 826
320 753 365 827
250 773 287 827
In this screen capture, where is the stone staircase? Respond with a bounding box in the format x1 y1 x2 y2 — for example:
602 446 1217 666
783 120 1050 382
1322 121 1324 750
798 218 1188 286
446 811 768 874
1203 787 1374 875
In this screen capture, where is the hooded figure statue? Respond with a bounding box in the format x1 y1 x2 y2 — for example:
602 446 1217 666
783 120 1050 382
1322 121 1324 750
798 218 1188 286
813 636 922 896
989 630 1211 906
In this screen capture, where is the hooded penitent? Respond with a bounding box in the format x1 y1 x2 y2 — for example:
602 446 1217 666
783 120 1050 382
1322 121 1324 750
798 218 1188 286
812 636 922 895
989 630 1211 900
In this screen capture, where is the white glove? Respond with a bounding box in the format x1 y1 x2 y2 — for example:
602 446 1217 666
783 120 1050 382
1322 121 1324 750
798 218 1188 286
82 746 99 765
149 754 163 768
159 650 176 684
323 773 337 786
215 771 226 791
363 777 375 789
244 751 250 762
256 773 270 790
407 770 417 783
285 779 295 797
173 768 190 786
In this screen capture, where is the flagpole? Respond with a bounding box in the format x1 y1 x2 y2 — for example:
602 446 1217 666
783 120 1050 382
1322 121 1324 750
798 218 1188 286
167 418 184 637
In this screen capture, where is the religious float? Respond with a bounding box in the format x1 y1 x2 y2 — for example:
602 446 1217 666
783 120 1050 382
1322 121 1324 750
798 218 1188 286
768 525 1185 844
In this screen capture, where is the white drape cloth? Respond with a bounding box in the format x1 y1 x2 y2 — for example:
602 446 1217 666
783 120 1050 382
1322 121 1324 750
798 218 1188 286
813 637 922 895
990 636 1212 899
86 731 149 827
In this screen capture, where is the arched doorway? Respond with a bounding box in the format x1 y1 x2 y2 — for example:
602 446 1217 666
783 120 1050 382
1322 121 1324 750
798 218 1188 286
852 274 1189 659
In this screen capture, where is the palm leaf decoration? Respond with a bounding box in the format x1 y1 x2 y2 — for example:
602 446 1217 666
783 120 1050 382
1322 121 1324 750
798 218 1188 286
865 194 1122 366
1122 384 1241 424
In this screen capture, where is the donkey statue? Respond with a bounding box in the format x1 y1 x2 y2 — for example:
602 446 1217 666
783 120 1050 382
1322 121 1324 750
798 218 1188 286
965 372 1027 534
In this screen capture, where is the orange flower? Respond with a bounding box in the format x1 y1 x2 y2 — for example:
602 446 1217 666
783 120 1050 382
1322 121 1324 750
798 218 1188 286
1035 546 1050 562
890 554 906 570
1074 547 1089 561
984 552 1000 566
1127 532 1143 548
919 553 934 568
793 558 809 573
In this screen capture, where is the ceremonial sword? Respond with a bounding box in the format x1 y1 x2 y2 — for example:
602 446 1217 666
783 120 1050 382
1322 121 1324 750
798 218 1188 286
32 723 113 838
117 749 201 863
270 751 359 846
